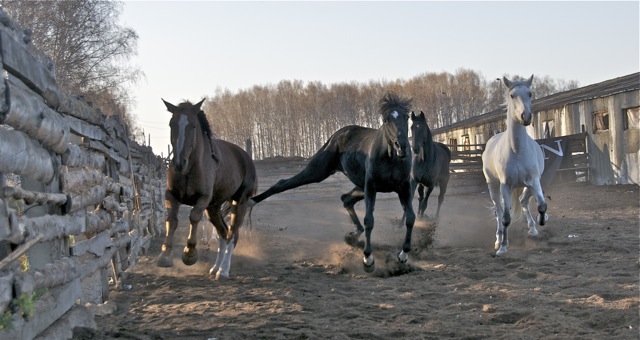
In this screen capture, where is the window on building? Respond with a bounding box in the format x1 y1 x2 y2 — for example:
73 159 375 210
543 119 555 138
448 138 457 152
593 111 609 132
462 135 470 151
623 107 639 130
475 134 484 150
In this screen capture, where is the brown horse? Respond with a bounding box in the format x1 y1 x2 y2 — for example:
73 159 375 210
157 99 257 279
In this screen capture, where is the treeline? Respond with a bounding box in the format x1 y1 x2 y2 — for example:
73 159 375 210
204 69 578 160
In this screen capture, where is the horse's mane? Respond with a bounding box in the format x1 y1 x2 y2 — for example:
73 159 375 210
378 92 412 115
177 100 216 139
197 111 216 139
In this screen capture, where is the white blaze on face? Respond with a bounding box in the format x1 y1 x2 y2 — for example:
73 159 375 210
391 110 399 119
176 114 188 158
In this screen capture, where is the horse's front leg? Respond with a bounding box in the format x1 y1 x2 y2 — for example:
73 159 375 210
486 183 504 253
157 191 180 267
530 179 548 226
182 200 208 266
362 185 377 272
398 179 418 228
496 183 512 256
416 184 426 217
398 182 415 263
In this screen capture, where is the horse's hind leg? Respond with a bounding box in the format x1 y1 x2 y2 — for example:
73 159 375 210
208 207 229 278
341 186 365 246
419 185 435 219
435 176 449 221
157 192 180 267
250 154 336 204
519 188 538 236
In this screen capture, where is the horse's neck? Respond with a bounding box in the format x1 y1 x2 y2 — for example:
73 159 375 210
505 109 529 153
422 132 435 161
191 128 214 167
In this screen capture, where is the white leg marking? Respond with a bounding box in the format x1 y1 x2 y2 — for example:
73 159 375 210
363 255 375 267
397 251 408 263
209 237 226 275
217 241 235 279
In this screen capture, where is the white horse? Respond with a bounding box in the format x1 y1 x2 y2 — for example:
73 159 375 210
482 75 548 256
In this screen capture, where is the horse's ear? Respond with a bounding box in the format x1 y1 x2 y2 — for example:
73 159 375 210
162 99 178 113
195 98 206 110
502 76 512 89
526 74 534 87
419 111 425 119
411 111 416 120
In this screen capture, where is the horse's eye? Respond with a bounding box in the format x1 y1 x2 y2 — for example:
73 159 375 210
510 94 515 99
529 92 532 98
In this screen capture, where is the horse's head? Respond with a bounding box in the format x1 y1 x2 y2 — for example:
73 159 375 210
503 75 534 126
410 111 431 155
379 92 412 158
164 98 206 174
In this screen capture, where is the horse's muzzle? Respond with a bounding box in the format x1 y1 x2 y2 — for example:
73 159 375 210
173 159 188 174
395 141 408 158
521 112 532 126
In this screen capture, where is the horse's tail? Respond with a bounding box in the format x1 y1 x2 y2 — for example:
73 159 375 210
247 205 254 234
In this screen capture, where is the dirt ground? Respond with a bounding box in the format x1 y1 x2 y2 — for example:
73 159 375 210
81 158 639 340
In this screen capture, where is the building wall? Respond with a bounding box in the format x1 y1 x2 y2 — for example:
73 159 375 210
434 87 640 185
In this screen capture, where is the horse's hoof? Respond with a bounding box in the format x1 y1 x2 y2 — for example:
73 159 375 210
496 247 508 257
539 213 548 226
215 272 230 280
363 256 375 273
181 249 198 266
209 265 219 276
248 199 257 208
344 232 361 247
157 256 173 268
397 251 409 263
528 228 539 237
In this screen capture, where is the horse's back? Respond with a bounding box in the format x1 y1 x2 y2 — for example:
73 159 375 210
435 142 452 173
315 125 376 177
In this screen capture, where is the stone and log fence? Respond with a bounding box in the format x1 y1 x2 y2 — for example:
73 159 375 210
0 10 166 339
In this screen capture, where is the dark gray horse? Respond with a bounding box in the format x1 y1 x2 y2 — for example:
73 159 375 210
250 92 415 272
410 111 451 220
157 99 257 279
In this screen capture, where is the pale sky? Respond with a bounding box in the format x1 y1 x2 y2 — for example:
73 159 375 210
120 1 640 156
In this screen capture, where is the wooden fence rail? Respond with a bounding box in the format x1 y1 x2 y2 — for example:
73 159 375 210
0 10 166 339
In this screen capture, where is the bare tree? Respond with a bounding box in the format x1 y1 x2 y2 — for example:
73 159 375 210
1 0 142 131
203 70 578 160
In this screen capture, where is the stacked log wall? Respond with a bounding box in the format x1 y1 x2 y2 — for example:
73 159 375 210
0 10 166 339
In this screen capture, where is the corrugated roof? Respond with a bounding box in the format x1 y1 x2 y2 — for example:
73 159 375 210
432 72 640 134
